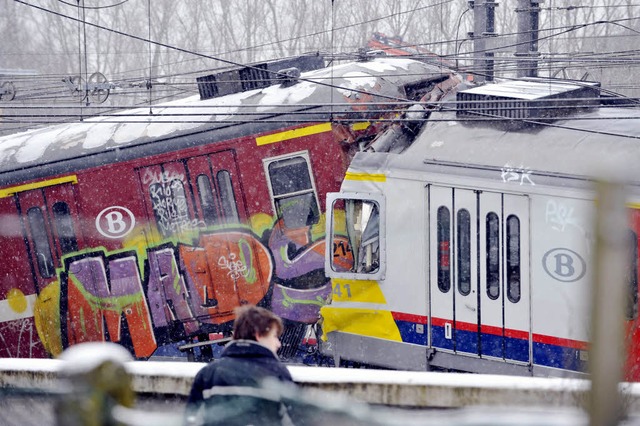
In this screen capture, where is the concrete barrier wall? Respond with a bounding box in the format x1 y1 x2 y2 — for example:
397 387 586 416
2 358 640 411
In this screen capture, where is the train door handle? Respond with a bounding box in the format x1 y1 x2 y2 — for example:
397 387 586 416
465 303 476 312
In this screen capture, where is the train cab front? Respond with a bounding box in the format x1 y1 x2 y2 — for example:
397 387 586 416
320 191 399 368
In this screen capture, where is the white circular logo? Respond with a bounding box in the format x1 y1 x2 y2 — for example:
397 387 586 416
96 206 136 239
542 247 586 283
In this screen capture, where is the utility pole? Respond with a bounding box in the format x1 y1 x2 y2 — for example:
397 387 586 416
470 0 498 83
515 0 542 77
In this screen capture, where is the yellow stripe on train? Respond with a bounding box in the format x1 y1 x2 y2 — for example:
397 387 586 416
344 171 386 182
0 175 78 198
351 122 370 131
320 306 402 342
255 123 332 146
331 279 386 303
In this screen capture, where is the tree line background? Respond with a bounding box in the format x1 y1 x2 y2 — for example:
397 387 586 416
1 0 639 132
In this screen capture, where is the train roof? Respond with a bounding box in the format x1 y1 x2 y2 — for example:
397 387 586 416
457 78 600 100
0 57 450 185
351 103 640 186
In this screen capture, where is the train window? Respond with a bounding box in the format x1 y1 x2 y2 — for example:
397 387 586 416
196 174 219 226
149 179 191 237
506 215 521 303
457 209 471 296
326 192 385 280
217 170 239 222
437 206 451 293
27 207 55 278
627 230 638 320
339 199 380 274
266 155 319 228
52 202 78 254
486 212 500 300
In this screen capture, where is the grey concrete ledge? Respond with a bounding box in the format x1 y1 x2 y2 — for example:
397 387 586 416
2 358 640 411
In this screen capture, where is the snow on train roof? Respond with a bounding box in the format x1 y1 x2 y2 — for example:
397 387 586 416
355 106 640 184
0 57 446 176
458 79 600 100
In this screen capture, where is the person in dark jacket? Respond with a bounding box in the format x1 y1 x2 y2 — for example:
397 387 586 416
185 305 294 426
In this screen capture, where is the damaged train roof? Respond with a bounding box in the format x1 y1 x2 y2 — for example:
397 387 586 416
348 85 640 186
0 57 453 181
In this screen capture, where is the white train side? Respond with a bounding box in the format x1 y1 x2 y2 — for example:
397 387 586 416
322 79 640 379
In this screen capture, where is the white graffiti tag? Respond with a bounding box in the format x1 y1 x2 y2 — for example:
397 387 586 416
501 163 535 186
141 169 185 185
218 253 248 280
0 319 40 358
545 199 586 234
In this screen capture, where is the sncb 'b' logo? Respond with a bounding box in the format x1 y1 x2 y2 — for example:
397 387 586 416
542 248 586 283
96 206 136 239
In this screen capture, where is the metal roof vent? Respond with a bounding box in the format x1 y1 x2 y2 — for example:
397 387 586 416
456 78 601 124
277 67 301 87
196 54 324 100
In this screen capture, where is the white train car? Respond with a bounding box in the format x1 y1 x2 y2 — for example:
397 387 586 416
322 79 640 380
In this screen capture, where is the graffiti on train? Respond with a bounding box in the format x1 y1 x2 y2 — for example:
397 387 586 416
31 222 350 359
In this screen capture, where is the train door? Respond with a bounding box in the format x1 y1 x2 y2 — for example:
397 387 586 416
430 185 530 364
184 151 256 315
137 150 269 335
16 179 83 294
429 186 478 356
479 192 530 364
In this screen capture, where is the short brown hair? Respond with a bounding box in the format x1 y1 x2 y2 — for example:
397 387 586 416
232 305 284 341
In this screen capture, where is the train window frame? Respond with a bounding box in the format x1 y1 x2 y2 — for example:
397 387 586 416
486 211 500 300
27 207 55 278
457 208 471 296
325 192 386 281
196 174 219 226
217 170 240 222
506 214 521 303
52 201 79 255
263 151 320 229
437 206 451 293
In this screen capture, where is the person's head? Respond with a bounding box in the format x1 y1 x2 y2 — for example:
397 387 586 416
232 305 283 354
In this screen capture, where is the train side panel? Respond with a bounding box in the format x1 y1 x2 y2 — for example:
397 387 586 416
0 122 350 360
0 56 463 360
323 86 640 378
325 170 640 378
529 193 593 375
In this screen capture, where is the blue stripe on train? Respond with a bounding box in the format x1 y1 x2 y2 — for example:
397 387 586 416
394 319 427 345
397 322 583 372
455 327 478 355
532 341 587 372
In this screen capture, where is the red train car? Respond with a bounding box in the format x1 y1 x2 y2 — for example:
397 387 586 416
368 32 436 57
0 55 460 361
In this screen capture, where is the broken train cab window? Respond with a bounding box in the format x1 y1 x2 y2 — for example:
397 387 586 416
265 154 319 228
326 193 385 280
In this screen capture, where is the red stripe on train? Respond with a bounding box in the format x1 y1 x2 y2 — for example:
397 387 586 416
397 314 588 349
